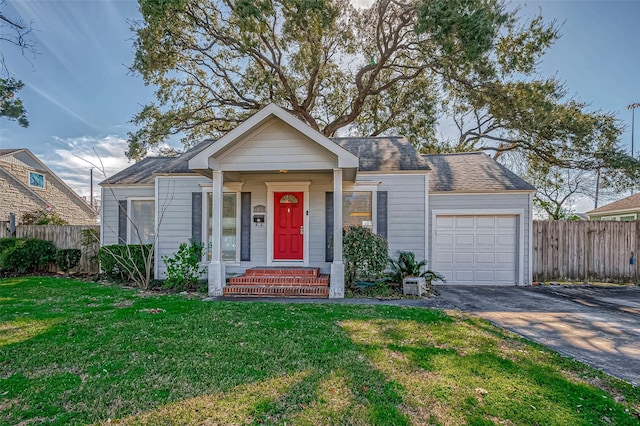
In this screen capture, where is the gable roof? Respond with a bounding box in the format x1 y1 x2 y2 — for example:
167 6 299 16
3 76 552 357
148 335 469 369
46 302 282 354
422 152 535 192
586 193 640 215
332 137 430 172
0 149 21 157
100 140 214 185
188 103 359 171
0 148 95 212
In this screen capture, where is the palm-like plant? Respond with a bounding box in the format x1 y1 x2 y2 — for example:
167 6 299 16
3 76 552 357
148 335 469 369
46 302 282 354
388 251 445 285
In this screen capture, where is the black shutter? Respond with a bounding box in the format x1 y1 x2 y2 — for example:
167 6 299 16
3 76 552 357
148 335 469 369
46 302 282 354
240 192 251 261
377 191 388 240
325 192 334 262
191 192 202 244
117 200 127 245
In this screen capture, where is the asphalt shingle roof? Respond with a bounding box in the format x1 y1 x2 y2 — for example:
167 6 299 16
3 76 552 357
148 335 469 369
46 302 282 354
332 136 430 172
586 193 640 215
100 140 215 185
0 148 22 157
422 152 535 192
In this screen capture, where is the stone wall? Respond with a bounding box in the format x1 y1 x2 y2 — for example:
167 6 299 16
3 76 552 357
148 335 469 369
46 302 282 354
0 161 97 225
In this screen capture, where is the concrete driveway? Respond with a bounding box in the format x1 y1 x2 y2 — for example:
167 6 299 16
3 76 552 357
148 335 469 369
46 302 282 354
435 285 640 386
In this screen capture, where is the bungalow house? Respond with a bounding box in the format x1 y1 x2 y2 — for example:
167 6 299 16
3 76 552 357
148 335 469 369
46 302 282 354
0 148 97 225
585 193 640 221
100 104 534 297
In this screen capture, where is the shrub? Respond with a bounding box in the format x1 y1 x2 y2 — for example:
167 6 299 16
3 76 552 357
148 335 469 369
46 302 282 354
0 238 57 274
55 248 82 274
20 209 68 225
162 239 205 291
98 244 153 287
388 251 445 286
343 226 388 287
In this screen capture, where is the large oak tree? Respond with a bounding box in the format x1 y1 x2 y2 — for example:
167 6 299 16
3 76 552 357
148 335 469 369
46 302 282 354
128 0 639 203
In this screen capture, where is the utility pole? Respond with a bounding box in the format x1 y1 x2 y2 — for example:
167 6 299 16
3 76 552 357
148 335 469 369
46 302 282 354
90 168 94 209
626 103 640 158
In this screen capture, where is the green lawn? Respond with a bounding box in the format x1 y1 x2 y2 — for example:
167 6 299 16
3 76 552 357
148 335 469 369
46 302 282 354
1 277 638 425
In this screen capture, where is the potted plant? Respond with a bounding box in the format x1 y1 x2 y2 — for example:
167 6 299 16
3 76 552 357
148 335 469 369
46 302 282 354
388 251 445 296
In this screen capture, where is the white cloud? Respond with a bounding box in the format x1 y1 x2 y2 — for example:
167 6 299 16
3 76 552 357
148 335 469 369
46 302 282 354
47 136 133 198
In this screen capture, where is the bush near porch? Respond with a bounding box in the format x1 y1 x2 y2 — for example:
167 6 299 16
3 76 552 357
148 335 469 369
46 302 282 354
1 277 639 425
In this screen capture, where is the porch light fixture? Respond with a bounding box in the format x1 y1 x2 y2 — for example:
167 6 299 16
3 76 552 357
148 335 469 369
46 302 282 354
279 169 288 174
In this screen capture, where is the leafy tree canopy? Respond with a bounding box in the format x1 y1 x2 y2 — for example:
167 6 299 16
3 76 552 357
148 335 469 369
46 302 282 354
0 1 34 127
128 0 639 196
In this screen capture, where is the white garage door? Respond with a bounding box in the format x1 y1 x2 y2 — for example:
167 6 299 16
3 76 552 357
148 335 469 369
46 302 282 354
434 215 518 285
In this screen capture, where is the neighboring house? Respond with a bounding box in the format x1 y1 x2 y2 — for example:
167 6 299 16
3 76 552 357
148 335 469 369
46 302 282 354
100 104 535 297
585 193 640 221
0 148 97 225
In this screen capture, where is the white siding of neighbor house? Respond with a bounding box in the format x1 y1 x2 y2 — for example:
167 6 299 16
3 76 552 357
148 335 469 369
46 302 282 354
155 176 212 278
357 174 428 261
100 186 155 246
428 193 532 284
216 120 338 171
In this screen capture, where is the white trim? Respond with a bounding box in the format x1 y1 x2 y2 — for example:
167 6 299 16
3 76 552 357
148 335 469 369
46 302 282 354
126 196 155 245
154 179 159 279
431 209 526 286
28 170 46 189
201 185 243 263
265 181 311 266
528 192 533 284
189 103 359 170
424 174 429 263
357 171 431 176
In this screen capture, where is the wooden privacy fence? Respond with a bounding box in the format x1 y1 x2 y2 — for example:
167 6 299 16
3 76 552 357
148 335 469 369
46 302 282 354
0 222 100 274
532 220 639 283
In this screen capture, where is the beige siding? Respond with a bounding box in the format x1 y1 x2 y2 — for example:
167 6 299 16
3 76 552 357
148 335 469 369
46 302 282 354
217 120 337 171
0 160 97 225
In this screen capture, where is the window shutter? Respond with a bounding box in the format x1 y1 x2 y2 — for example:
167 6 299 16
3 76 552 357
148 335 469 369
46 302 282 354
325 192 334 262
118 200 127 245
191 192 202 244
240 192 251 261
377 191 388 239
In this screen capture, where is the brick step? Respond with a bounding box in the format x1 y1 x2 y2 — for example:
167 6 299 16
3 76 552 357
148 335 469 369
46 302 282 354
229 274 330 286
244 267 320 277
223 285 329 298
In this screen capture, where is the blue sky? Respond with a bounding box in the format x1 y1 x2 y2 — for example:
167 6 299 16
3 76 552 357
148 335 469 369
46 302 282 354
0 0 639 211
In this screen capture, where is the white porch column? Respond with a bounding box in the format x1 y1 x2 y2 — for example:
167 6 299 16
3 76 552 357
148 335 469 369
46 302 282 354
208 170 226 296
330 168 345 298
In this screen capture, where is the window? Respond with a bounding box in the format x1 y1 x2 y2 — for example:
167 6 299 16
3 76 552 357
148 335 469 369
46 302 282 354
206 192 239 262
29 171 45 189
620 216 635 221
343 191 372 229
129 199 155 244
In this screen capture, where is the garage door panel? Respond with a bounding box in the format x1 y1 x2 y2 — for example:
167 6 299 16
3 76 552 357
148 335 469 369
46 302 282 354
455 217 475 228
436 251 454 264
436 216 455 228
476 234 496 245
476 216 496 228
455 270 474 281
436 232 454 245
476 252 495 263
434 214 518 285
497 216 517 228
455 234 474 245
476 270 496 281
455 252 474 264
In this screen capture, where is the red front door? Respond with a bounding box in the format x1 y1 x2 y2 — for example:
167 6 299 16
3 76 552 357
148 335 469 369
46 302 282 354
274 192 303 260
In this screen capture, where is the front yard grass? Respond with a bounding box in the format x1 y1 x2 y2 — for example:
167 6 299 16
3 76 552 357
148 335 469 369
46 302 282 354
1 277 638 425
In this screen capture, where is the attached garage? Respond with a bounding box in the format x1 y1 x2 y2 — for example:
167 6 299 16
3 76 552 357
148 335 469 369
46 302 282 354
433 214 520 285
423 152 535 286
